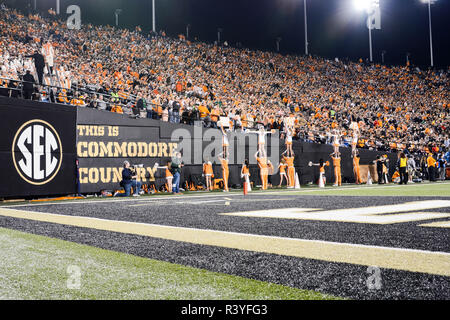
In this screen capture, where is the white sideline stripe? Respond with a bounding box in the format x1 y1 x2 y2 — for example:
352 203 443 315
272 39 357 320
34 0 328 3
0 207 449 276
129 198 296 207
221 201 450 224
419 221 450 228
3 181 450 208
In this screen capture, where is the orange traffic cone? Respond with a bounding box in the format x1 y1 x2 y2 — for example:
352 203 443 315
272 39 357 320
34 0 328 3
243 179 248 195
319 173 325 188
294 172 301 189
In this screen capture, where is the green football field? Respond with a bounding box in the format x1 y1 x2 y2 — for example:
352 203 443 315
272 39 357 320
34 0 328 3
0 227 340 300
0 181 448 300
266 181 450 197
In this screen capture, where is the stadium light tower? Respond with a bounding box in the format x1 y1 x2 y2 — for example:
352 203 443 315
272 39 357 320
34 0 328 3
276 37 282 52
56 0 60 14
353 0 380 63
115 9 122 27
304 0 309 55
420 0 436 67
186 24 191 39
217 28 223 44
381 50 386 64
152 0 156 33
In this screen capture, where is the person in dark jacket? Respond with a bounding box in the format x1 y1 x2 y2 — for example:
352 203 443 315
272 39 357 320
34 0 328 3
172 101 181 123
114 161 142 197
374 156 384 184
26 50 45 84
22 70 35 100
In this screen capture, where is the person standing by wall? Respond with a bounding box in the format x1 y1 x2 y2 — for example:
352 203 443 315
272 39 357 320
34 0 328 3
203 158 214 191
26 50 45 85
22 70 35 99
267 160 275 188
282 152 295 189
398 153 408 185
374 156 384 184
171 152 184 194
241 159 251 191
438 154 447 181
154 160 173 193
407 155 416 183
427 152 437 182
255 151 269 191
352 151 361 185
278 158 288 187
218 153 229 192
331 151 342 187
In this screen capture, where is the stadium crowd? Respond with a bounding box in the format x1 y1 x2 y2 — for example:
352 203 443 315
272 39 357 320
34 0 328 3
0 5 449 163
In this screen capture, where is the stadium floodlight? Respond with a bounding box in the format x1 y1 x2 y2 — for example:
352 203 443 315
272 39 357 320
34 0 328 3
115 9 122 27
353 0 380 63
353 0 373 12
420 0 437 67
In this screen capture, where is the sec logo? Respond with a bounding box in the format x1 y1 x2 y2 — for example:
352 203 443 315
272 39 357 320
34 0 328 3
12 120 63 185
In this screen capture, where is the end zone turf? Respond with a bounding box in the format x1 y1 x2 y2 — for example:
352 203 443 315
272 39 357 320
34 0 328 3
0 181 448 300
0 227 341 300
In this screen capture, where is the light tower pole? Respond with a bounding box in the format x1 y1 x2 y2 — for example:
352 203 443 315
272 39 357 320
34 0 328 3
276 37 282 52
421 0 436 67
186 24 191 39
217 28 223 45
115 9 122 27
354 0 381 63
304 0 308 55
152 0 156 33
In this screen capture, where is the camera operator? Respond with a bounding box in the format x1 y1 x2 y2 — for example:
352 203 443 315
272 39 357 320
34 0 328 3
114 161 143 197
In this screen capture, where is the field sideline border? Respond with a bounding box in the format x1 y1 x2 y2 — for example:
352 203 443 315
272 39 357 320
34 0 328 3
2 181 449 208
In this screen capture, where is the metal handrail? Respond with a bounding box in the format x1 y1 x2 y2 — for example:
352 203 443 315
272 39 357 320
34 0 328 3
0 76 138 108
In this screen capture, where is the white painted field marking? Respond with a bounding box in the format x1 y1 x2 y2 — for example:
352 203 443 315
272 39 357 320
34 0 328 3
2 182 450 208
129 198 295 207
418 220 450 229
0 207 449 276
221 200 450 224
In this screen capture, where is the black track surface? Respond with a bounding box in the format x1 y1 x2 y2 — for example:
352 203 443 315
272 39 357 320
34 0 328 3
1 194 449 300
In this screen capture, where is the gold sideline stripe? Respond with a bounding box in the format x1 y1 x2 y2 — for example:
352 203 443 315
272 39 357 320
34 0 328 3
0 207 449 276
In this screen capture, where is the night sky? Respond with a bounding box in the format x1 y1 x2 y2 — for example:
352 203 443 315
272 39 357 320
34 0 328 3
6 0 450 69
